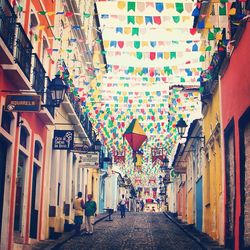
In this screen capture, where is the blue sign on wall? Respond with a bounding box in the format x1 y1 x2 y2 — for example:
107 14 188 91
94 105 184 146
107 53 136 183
53 130 74 150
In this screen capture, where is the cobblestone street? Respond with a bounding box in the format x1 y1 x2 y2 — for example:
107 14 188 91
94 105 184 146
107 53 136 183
59 212 202 250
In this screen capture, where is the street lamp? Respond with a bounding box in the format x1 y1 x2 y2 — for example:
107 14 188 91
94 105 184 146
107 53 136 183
162 157 169 170
176 118 188 137
176 118 205 140
158 175 163 183
44 75 68 107
94 139 102 151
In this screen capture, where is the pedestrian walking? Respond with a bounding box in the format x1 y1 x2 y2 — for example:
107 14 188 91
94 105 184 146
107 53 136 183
136 201 140 212
119 194 126 218
73 192 85 235
84 194 97 235
140 199 144 212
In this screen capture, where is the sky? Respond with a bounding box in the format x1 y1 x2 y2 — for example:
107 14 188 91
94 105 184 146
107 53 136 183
88 0 203 186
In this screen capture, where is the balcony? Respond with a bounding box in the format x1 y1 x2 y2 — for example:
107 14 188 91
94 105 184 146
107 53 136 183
201 50 226 102
0 0 16 63
1 21 33 89
44 77 55 118
32 54 45 101
15 23 33 80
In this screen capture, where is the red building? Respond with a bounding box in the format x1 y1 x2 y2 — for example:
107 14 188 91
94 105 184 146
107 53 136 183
0 0 56 248
220 16 250 250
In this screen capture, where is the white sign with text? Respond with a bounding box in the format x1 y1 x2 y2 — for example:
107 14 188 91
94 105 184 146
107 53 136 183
78 152 99 168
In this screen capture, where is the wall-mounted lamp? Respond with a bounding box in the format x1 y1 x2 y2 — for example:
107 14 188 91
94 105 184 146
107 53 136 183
176 118 205 141
42 75 68 108
94 139 102 152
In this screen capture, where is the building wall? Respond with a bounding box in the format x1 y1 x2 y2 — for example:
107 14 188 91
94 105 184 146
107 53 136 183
203 85 223 243
0 0 57 248
187 188 194 224
220 22 250 250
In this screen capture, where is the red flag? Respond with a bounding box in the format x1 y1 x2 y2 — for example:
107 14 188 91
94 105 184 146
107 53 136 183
153 16 161 25
149 52 156 60
118 41 124 48
65 11 73 17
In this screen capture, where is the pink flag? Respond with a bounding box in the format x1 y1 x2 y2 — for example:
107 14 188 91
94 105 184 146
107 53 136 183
150 52 156 60
153 16 161 25
118 41 124 48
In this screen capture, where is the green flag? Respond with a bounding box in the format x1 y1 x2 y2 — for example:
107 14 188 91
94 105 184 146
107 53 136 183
128 2 136 11
127 16 135 24
134 41 140 49
175 3 184 13
132 28 139 36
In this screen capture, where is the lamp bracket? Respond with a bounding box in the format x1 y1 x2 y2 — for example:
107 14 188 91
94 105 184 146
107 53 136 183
181 136 205 139
17 112 23 127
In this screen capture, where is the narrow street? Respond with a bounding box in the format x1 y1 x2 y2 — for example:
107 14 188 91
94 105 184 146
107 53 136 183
59 212 202 250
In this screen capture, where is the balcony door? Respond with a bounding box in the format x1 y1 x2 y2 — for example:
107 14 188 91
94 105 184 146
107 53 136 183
0 136 8 236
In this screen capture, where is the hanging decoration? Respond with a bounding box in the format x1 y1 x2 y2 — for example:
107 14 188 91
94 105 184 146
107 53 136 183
123 119 147 164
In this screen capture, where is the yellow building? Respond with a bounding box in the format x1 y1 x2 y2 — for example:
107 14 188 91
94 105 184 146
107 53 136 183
197 0 227 244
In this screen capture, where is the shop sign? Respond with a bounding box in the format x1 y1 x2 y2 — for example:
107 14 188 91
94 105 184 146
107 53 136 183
5 94 41 112
78 152 99 169
52 130 74 150
174 164 186 174
73 143 90 153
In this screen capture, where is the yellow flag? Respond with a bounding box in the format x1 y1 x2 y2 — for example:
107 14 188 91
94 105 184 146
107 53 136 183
216 33 222 40
229 8 236 15
38 25 45 30
124 27 131 34
205 22 213 29
165 3 174 9
117 1 126 9
164 52 170 60
47 11 55 16
142 41 148 47
136 16 144 25
104 41 109 48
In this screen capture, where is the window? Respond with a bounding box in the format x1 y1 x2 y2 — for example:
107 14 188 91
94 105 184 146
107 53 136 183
29 10 39 53
34 141 42 160
1 108 13 133
20 127 29 148
41 36 49 69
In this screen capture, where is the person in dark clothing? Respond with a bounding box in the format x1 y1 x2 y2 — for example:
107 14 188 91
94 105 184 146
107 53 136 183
85 194 97 235
140 199 144 212
119 194 126 218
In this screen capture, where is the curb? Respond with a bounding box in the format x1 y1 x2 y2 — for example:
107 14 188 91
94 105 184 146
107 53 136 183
45 214 110 250
163 212 207 250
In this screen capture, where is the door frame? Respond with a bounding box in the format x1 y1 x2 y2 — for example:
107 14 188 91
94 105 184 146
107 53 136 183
196 176 203 231
239 107 250 249
224 119 236 248
0 136 9 237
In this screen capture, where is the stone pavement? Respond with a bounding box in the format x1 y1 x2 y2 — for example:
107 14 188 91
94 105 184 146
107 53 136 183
164 212 227 250
30 213 109 250
58 212 203 250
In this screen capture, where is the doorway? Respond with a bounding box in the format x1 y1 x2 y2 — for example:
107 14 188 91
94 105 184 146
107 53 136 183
224 120 236 249
239 108 250 249
0 136 8 236
196 177 203 231
14 152 26 236
29 164 39 239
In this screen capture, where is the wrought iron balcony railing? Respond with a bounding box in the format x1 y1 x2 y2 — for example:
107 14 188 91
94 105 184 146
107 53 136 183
15 23 33 80
32 53 45 102
201 50 226 102
0 0 16 54
45 77 55 118
67 91 82 118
